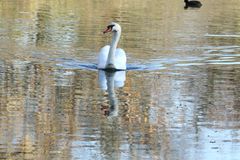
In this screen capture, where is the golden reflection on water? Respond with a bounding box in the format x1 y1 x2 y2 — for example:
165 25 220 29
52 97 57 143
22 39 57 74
0 0 240 160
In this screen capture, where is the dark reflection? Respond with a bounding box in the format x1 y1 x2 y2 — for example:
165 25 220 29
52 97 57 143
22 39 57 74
98 70 125 117
35 4 52 46
202 67 240 122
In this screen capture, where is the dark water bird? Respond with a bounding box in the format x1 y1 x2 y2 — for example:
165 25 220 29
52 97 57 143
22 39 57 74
184 0 202 9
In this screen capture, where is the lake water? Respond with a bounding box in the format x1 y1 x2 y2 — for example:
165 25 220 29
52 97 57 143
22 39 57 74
0 0 240 160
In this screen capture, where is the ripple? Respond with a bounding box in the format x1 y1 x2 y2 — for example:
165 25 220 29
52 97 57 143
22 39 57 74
203 45 240 53
55 58 166 71
205 34 240 38
55 58 97 70
207 61 240 65
174 63 205 67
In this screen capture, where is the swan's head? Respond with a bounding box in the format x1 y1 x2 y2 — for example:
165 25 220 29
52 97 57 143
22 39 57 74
103 22 121 34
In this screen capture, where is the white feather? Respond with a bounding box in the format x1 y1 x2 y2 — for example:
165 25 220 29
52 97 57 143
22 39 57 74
97 45 126 70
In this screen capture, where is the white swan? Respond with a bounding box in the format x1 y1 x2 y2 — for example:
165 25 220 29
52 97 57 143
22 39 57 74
98 22 126 70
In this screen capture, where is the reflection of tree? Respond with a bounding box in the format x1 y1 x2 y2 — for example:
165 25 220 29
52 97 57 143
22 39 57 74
1 61 239 159
99 122 121 160
120 72 169 159
0 61 78 159
204 67 240 122
0 59 167 159
35 4 52 46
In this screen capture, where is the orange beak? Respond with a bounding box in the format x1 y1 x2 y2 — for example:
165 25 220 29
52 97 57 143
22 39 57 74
103 27 112 34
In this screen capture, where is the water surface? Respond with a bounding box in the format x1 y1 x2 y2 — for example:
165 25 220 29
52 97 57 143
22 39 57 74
0 0 240 160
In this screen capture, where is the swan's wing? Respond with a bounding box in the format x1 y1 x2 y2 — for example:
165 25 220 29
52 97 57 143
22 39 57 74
98 45 110 69
115 48 127 70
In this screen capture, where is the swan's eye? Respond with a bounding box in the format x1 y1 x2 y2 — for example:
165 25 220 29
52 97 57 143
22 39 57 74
107 25 115 30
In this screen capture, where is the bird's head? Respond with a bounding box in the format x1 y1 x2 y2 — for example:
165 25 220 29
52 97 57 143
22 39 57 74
103 22 121 34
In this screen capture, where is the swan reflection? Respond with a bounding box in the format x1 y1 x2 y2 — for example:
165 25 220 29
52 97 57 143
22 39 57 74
98 70 126 117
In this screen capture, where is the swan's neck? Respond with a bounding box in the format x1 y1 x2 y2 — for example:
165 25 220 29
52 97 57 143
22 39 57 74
106 31 121 69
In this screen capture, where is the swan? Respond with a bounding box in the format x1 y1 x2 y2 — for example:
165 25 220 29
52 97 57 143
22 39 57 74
184 0 202 8
97 22 126 71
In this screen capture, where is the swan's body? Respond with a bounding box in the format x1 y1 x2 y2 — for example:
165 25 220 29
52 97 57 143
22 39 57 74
98 45 126 70
184 0 202 8
98 22 126 70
